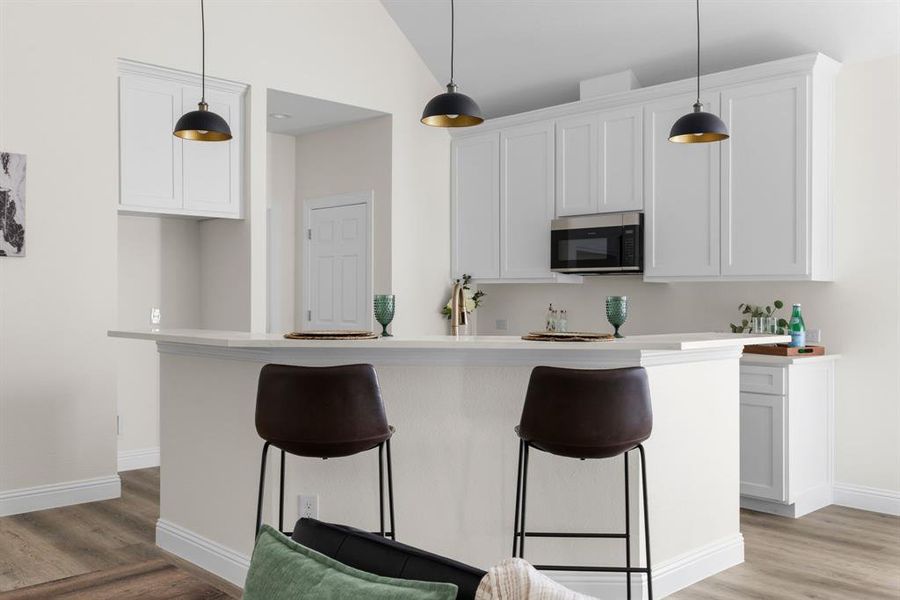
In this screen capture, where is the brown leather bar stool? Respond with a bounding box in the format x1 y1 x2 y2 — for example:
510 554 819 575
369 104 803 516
254 363 395 540
511 366 653 600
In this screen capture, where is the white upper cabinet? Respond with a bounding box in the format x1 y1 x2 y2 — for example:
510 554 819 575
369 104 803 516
451 132 501 279
118 60 246 220
555 106 643 216
119 76 183 211
643 93 721 278
500 122 555 278
599 106 643 212
721 76 808 278
555 114 597 216
450 54 839 283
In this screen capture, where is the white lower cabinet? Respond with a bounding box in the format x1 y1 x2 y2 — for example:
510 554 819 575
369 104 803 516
739 356 837 518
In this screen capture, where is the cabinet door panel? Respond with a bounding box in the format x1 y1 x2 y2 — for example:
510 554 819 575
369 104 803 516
555 114 597 216
722 76 808 276
644 94 721 277
740 392 786 501
452 133 500 279
181 86 242 217
500 122 555 278
599 106 643 212
119 76 182 209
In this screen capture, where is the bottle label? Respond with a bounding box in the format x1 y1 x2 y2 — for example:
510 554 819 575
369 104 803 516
790 331 806 348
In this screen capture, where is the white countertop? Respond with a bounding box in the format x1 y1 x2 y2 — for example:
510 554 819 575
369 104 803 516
108 328 789 351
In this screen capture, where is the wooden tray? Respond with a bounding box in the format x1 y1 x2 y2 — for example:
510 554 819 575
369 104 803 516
522 331 615 342
284 330 379 341
744 344 825 357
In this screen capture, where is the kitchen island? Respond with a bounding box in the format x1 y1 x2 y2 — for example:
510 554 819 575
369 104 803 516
108 329 787 597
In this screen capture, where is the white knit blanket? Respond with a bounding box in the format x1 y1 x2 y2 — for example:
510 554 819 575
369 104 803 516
474 558 598 600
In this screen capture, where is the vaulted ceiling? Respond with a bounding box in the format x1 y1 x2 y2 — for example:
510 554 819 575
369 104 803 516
382 0 900 119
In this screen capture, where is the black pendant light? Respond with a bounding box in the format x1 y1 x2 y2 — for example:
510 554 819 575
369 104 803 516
421 0 483 128
174 0 232 141
669 0 729 143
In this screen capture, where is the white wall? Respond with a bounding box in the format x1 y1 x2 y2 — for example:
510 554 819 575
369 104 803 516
476 56 900 496
267 133 297 333
0 0 448 501
294 116 393 328
116 216 202 459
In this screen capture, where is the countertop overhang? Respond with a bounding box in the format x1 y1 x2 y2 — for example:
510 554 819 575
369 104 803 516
109 329 789 368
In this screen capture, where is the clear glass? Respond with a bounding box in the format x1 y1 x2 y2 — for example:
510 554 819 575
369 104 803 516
751 317 765 333
150 307 161 332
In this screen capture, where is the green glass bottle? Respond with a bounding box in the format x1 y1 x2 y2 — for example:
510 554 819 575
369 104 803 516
789 303 806 348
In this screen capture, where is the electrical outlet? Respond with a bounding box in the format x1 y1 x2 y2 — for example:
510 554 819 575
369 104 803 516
117 415 122 436
298 494 318 520
495 319 508 331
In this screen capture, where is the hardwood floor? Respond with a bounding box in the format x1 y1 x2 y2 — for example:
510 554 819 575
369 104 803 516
672 506 900 599
0 469 240 599
0 468 897 598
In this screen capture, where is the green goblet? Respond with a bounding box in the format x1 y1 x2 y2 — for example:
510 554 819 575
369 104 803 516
374 295 396 337
606 296 628 338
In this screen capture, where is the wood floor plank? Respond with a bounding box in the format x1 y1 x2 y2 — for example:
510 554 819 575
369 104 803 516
0 468 897 598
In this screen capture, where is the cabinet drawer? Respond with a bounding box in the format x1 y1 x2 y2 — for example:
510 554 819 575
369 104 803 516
740 365 786 395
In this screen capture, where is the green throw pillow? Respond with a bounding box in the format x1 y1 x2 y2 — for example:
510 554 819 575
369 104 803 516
243 525 459 600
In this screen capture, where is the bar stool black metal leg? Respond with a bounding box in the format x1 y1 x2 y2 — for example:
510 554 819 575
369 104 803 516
386 438 396 540
518 442 531 558
378 442 386 537
624 450 632 600
512 439 524 557
638 444 653 600
278 449 286 534
255 442 271 537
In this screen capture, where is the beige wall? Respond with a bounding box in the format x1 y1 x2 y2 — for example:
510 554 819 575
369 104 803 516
267 133 297 333
0 0 448 496
476 56 900 494
294 116 393 328
116 216 202 455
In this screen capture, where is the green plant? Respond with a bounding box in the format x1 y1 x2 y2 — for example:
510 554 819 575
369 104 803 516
730 300 789 334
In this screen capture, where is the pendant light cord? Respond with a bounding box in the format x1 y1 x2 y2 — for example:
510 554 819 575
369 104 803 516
449 0 455 85
201 0 206 103
695 0 700 104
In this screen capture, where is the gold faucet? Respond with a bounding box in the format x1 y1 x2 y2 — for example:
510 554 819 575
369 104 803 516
449 279 468 336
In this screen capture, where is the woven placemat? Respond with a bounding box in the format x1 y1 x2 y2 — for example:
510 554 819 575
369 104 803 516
284 330 379 340
522 331 615 342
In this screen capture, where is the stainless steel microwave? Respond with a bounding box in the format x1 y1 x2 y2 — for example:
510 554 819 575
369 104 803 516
550 212 643 274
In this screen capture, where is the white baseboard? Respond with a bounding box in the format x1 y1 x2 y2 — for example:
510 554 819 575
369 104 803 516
156 519 251 588
118 447 160 472
549 533 744 599
833 482 900 516
741 484 833 518
0 475 121 517
155 517 742 598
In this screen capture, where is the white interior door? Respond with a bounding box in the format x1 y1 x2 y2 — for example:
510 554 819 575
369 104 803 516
305 194 372 331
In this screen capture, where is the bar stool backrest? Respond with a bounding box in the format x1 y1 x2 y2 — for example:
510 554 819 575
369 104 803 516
518 366 652 459
256 363 391 458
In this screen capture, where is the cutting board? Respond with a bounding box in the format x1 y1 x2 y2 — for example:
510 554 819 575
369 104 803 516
744 344 825 357
284 330 379 340
522 331 615 342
